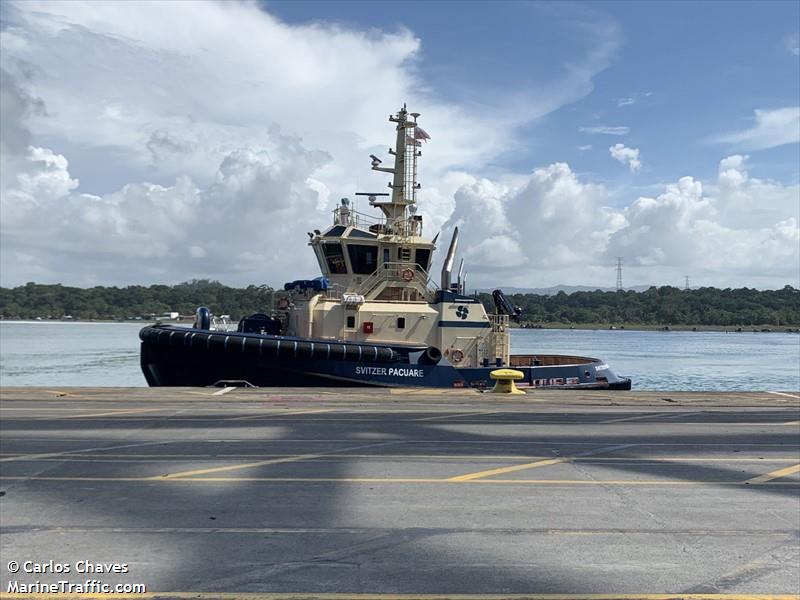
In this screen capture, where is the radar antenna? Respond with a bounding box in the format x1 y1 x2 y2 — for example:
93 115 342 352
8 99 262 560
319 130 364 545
365 105 429 235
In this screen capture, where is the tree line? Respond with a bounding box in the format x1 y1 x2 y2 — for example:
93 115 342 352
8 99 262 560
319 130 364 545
0 280 797 327
0 280 274 321
478 285 799 327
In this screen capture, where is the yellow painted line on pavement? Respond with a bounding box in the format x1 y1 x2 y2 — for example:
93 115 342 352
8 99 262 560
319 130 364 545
767 391 800 399
480 479 799 486
9 526 793 536
49 408 166 419
0 441 170 463
0 389 91 400
745 463 800 484
600 412 675 424
2 452 797 463
150 452 324 479
415 411 499 421
0 452 81 463
675 422 800 427
448 443 635 482
150 440 397 479
388 388 474 395
581 458 800 465
212 386 236 396
1 592 798 599
449 456 569 481
188 417 800 426
226 408 334 421
1 475 799 486
0 407 96 411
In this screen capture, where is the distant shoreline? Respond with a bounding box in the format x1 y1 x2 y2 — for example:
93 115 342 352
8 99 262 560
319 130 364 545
522 322 800 333
2 319 798 333
3 282 796 330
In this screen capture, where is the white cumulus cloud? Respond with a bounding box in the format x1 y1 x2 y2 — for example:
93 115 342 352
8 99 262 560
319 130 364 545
609 143 642 172
579 125 630 135
616 91 652 107
1 129 332 286
0 0 623 287
0 1 797 292
438 155 798 289
785 32 800 56
605 156 799 285
709 107 800 151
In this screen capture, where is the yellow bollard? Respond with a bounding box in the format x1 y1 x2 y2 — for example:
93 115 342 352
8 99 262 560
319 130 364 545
488 368 526 395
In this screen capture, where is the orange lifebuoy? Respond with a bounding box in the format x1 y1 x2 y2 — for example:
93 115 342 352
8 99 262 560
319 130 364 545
401 268 414 282
451 349 464 363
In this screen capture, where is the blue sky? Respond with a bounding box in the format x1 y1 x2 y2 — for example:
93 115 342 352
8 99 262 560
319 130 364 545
267 0 799 188
1 1 798 289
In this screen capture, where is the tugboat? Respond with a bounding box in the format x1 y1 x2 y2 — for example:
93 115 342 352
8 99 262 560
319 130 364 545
140 106 631 390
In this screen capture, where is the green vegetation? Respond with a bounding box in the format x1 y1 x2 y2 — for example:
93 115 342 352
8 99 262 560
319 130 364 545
0 281 797 327
478 286 799 328
0 280 274 321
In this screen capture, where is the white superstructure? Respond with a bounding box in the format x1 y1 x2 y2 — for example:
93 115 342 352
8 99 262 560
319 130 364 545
280 106 509 368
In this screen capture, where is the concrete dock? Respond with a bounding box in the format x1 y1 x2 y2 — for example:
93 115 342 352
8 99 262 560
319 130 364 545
0 387 798 599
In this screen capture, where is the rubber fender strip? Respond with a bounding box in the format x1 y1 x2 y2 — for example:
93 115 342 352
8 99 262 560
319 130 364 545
139 326 399 363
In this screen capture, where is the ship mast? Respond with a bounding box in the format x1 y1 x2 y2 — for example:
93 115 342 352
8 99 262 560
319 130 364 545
369 105 424 234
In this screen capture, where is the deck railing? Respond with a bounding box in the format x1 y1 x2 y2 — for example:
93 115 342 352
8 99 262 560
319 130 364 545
355 262 438 299
332 208 423 237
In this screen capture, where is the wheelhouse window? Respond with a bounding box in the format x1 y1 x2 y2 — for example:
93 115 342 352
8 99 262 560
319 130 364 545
347 244 378 275
397 317 406 329
323 243 347 274
415 248 431 272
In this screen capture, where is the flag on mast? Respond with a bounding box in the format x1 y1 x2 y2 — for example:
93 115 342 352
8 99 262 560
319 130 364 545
414 126 431 142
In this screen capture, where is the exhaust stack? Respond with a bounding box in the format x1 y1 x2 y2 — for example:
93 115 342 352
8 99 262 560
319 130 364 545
440 227 459 290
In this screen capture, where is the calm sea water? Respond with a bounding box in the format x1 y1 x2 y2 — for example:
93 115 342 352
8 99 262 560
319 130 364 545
0 321 798 391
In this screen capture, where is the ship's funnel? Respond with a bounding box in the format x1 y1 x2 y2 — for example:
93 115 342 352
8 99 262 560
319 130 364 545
441 227 459 290
457 258 465 293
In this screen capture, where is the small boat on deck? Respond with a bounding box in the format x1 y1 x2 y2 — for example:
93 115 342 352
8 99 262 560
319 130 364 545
140 106 631 390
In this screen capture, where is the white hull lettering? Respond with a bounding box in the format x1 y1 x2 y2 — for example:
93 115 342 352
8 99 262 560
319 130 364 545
355 366 388 376
355 366 424 378
388 367 424 377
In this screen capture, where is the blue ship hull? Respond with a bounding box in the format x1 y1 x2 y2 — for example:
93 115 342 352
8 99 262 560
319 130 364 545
140 325 632 390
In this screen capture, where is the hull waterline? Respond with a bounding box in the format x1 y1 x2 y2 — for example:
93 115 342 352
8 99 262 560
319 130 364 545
140 324 631 390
